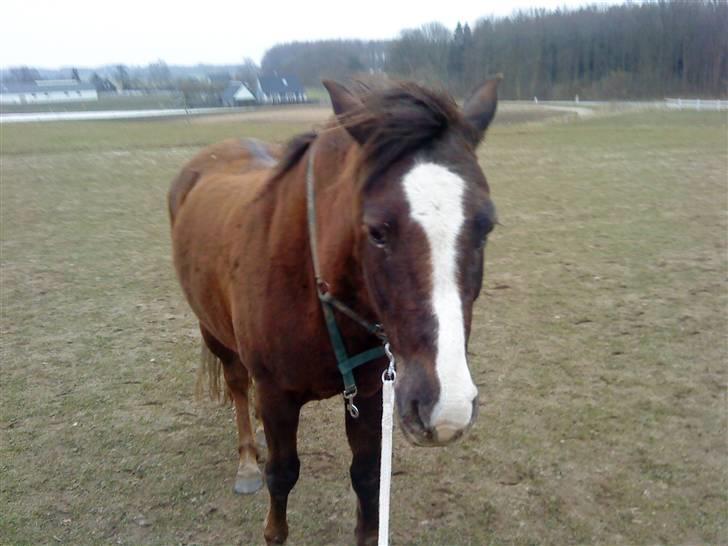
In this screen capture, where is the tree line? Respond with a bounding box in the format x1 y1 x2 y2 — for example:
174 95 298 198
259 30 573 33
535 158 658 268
262 1 727 99
5 1 725 101
261 40 387 87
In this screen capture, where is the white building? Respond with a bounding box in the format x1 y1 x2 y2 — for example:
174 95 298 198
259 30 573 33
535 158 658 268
0 80 98 105
221 81 256 106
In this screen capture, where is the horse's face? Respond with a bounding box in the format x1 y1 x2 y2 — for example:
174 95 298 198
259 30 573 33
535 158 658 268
325 78 501 446
360 140 495 446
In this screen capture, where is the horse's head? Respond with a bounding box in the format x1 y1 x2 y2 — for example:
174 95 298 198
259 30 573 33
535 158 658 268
324 78 500 446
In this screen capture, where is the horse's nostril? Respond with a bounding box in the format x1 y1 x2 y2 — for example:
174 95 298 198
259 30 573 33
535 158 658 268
471 396 480 421
413 400 423 424
407 400 432 440
411 400 425 429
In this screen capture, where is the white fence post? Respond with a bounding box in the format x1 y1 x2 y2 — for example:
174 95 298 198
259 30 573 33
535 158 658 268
664 98 727 111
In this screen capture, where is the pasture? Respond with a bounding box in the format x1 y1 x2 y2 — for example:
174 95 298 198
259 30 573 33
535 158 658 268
1 104 726 545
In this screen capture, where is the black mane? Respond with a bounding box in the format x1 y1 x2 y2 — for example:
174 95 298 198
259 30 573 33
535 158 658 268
272 131 317 180
272 82 469 185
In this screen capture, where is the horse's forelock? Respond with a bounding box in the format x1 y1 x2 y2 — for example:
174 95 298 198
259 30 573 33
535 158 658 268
272 83 468 189
343 83 468 188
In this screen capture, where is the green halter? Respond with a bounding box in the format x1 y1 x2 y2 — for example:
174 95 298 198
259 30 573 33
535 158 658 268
305 144 386 418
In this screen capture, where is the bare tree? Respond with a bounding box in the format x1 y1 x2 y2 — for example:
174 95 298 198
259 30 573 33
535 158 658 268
148 60 172 89
9 66 41 82
235 58 259 90
115 65 131 91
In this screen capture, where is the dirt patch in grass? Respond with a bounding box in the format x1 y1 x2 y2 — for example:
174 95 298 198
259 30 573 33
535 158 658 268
192 101 577 127
193 105 332 125
1 110 726 545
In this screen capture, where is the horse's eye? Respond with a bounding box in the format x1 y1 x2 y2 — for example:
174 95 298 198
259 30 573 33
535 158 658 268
473 209 495 248
368 225 388 247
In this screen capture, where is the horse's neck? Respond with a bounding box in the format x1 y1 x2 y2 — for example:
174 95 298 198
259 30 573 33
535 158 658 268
308 137 369 308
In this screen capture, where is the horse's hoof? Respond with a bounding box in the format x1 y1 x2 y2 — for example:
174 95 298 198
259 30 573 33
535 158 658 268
234 467 263 495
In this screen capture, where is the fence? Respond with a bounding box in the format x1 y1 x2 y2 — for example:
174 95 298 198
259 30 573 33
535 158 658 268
665 98 728 111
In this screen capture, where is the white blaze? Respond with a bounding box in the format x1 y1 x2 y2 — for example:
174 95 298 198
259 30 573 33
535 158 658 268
401 162 478 436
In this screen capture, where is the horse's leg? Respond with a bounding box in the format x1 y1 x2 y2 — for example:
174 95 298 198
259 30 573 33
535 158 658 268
199 326 263 494
251 382 267 454
345 391 383 546
257 387 302 544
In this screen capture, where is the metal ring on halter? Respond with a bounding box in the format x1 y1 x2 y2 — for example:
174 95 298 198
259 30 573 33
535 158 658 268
316 279 330 296
382 342 396 382
343 386 360 418
373 323 387 341
346 400 359 418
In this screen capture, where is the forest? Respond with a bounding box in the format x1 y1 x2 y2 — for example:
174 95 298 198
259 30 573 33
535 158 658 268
262 1 727 99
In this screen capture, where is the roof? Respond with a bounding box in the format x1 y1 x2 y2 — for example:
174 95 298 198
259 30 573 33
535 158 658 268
222 81 254 103
258 75 305 95
1 81 96 94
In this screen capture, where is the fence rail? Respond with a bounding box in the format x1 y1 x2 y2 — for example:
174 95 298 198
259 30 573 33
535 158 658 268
0 106 255 124
665 98 728 111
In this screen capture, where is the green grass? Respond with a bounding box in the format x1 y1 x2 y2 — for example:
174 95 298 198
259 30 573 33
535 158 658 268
304 86 329 103
1 108 726 545
0 118 311 155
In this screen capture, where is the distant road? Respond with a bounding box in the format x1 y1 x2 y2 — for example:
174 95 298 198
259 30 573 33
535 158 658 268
0 106 255 124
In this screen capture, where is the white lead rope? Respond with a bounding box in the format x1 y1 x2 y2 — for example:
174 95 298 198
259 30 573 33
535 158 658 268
378 344 397 546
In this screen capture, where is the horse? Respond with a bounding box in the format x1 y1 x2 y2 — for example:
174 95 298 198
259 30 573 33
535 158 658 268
168 77 500 545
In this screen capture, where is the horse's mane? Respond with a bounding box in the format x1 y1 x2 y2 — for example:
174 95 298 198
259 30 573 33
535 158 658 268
271 131 316 180
271 82 467 186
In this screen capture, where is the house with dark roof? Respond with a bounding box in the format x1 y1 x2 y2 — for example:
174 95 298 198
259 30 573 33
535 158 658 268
0 80 98 105
254 75 307 104
222 81 256 106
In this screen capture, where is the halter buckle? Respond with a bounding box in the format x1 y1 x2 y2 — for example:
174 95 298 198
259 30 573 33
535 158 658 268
316 279 330 296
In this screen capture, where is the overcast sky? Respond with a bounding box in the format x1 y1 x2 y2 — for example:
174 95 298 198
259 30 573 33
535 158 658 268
1 0 627 69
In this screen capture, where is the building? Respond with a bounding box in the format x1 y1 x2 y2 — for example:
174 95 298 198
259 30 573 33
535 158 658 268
254 75 307 104
0 80 98 105
222 81 256 107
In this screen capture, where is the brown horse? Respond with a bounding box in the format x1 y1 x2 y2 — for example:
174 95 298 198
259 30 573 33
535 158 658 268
169 77 500 545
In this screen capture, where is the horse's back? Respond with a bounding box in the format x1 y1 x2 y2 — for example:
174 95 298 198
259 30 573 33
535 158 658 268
168 138 281 224
169 138 279 348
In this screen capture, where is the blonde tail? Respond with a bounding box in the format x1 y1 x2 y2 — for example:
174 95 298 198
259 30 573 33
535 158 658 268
195 342 228 402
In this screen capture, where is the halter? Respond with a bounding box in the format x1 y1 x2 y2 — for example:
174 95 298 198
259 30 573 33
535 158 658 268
306 144 388 418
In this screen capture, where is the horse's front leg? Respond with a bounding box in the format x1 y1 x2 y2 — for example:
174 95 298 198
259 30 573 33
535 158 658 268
258 386 302 545
345 390 383 546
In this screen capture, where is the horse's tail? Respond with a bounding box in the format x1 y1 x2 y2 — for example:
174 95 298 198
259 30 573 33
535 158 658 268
195 342 228 403
168 167 201 225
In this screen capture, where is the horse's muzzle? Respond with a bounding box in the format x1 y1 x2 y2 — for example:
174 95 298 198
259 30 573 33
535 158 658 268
397 395 479 447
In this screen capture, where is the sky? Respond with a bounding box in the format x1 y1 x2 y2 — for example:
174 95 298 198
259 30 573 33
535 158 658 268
1 0 627 69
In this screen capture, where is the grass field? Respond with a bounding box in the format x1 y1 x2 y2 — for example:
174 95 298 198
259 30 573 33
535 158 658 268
1 105 726 545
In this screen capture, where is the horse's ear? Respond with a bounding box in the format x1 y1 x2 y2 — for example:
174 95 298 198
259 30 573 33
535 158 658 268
323 79 361 116
462 74 502 146
322 79 370 145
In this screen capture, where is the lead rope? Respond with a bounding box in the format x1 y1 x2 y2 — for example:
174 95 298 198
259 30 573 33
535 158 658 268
378 343 396 546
